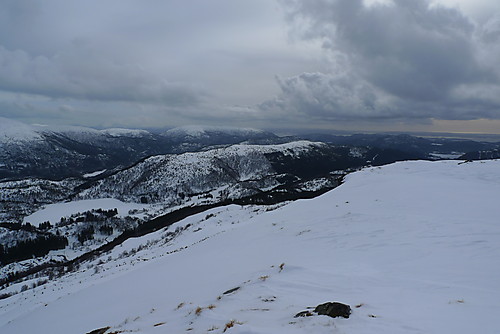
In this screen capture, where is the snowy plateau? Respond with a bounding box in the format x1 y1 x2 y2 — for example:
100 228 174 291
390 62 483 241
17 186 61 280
0 159 499 334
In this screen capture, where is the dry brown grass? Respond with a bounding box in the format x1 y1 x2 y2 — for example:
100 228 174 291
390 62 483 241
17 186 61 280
223 320 243 332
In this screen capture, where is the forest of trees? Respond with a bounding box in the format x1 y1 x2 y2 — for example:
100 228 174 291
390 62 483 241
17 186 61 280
0 234 68 265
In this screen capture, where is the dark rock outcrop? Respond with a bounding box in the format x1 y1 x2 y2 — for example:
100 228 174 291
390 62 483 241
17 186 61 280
314 302 351 318
294 301 351 319
223 286 241 295
86 326 110 334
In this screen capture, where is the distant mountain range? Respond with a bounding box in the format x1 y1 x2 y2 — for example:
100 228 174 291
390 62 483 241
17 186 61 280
0 118 279 181
2 118 499 182
297 132 500 160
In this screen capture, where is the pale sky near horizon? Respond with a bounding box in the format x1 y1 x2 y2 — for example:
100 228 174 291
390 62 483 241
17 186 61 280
1 0 500 134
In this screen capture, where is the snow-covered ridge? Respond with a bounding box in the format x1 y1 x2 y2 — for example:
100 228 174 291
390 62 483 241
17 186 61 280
78 141 328 203
219 140 324 155
0 117 43 144
0 117 153 142
33 124 101 135
1 159 499 334
164 125 267 138
0 118 267 142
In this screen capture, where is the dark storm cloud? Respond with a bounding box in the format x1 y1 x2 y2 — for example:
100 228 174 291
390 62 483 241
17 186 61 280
268 0 500 121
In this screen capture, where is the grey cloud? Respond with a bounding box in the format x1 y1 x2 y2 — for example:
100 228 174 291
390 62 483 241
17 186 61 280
0 44 203 106
0 0 306 128
0 0 284 110
272 72 397 119
274 0 500 121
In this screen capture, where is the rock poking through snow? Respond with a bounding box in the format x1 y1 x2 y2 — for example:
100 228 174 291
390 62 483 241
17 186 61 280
314 302 351 318
295 301 351 319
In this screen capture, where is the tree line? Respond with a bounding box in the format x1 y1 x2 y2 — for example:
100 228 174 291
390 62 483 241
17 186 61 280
0 235 68 265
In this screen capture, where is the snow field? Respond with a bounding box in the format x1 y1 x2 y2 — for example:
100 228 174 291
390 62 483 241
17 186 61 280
23 198 152 227
1 159 499 333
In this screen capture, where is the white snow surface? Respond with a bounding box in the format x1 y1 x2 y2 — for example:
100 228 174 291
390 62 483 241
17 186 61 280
0 118 152 145
429 152 464 159
0 117 43 143
2 159 500 334
83 169 107 178
23 198 150 226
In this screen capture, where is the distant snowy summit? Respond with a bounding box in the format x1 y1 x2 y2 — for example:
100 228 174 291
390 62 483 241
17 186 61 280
0 117 153 144
0 117 44 144
0 117 274 144
163 125 277 144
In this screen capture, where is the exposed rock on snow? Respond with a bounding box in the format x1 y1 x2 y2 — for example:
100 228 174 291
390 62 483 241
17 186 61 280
222 287 241 295
295 301 351 319
85 326 110 334
314 302 351 318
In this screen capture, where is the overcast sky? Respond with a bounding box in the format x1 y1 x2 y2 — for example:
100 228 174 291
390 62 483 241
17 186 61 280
1 0 500 133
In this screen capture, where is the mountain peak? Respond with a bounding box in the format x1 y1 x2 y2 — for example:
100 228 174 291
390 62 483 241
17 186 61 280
0 117 42 144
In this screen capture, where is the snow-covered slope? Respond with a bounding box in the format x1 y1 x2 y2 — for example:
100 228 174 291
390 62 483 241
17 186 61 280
78 141 324 202
0 117 43 144
1 159 499 334
77 141 374 206
0 120 162 181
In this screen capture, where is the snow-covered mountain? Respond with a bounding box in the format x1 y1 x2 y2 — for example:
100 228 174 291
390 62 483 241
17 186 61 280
0 118 162 181
2 117 498 181
0 119 283 181
1 159 498 334
0 118 44 144
77 141 359 205
0 140 354 222
163 125 280 153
